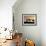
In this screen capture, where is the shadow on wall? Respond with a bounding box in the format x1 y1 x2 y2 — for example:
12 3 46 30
12 0 41 46
12 0 24 10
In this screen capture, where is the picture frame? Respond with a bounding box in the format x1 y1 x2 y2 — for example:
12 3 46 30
22 14 37 26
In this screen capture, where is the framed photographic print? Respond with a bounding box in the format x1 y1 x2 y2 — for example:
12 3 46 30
22 14 37 26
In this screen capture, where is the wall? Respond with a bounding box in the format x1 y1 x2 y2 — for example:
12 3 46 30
0 0 46 46
41 0 46 46
13 0 41 46
0 0 16 30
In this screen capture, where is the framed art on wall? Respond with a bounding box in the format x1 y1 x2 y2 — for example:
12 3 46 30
22 14 37 26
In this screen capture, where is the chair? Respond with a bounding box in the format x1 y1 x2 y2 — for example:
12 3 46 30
25 40 35 46
15 33 23 46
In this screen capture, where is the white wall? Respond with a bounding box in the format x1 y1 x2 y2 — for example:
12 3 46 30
41 0 46 46
13 0 41 46
0 0 16 29
0 0 46 46
13 0 46 46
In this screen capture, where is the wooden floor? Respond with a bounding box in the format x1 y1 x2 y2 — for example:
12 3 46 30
0 39 16 46
0 33 23 46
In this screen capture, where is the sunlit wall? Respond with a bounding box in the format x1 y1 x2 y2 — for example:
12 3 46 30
0 0 16 30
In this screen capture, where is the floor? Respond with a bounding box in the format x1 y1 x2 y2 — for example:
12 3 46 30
0 39 16 46
0 33 23 46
